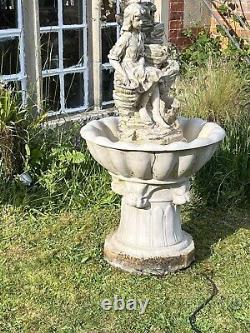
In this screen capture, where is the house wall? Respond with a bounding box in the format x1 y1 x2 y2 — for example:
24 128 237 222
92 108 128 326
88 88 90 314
183 0 211 29
210 0 250 42
168 0 203 49
167 0 250 49
168 0 186 48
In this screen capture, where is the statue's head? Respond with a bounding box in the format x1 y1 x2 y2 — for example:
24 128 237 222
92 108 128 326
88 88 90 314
122 3 145 32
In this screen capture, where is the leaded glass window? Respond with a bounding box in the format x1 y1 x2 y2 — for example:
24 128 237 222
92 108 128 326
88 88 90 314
0 0 26 100
101 0 120 106
39 0 88 115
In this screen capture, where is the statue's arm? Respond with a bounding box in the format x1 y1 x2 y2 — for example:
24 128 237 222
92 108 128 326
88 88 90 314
109 59 130 85
108 32 131 86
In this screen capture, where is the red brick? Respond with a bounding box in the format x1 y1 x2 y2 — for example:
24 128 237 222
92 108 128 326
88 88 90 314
169 29 180 38
169 11 184 20
177 36 190 44
170 0 184 3
169 19 183 29
170 2 184 12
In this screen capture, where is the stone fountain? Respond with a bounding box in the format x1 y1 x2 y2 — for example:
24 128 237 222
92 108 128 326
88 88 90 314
81 0 225 275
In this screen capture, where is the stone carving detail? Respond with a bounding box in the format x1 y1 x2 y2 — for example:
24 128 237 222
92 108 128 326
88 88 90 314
112 175 190 209
108 0 183 144
171 181 191 205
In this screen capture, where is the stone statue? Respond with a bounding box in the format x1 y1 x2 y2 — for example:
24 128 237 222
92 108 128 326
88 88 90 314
108 1 183 144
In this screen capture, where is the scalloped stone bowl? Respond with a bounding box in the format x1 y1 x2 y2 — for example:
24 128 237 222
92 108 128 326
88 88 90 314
81 116 225 275
81 116 225 182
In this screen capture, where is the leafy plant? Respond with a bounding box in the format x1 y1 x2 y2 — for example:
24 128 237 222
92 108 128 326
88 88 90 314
180 29 250 74
1 122 119 212
0 82 48 178
180 30 222 70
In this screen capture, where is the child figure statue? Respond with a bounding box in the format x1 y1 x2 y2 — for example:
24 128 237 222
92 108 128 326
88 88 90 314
108 1 183 144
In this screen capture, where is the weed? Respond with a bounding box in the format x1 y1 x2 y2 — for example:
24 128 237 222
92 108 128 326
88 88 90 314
0 121 118 212
178 60 249 206
0 82 27 177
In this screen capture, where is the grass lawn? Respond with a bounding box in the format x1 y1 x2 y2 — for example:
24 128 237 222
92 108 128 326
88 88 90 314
0 204 249 333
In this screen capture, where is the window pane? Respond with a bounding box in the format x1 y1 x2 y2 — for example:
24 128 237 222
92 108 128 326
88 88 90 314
101 0 116 23
64 72 84 109
63 0 83 25
43 76 60 111
39 0 58 27
0 37 20 75
5 80 22 91
41 32 59 70
102 69 114 102
102 27 117 64
63 29 84 68
0 0 18 29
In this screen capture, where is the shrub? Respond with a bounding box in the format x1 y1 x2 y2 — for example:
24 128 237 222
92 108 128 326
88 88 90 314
180 30 222 70
178 59 249 123
28 124 118 211
180 30 250 74
0 121 118 212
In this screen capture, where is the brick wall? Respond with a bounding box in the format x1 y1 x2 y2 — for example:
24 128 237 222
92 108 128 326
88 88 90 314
168 0 200 49
241 0 250 40
168 0 250 49
168 0 190 49
210 0 250 42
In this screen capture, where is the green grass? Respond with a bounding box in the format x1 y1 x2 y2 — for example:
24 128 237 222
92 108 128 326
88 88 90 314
0 205 249 333
178 60 249 123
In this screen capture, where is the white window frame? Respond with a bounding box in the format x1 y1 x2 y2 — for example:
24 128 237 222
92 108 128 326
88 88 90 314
0 0 89 115
0 0 27 102
154 0 169 39
40 0 89 116
101 0 120 107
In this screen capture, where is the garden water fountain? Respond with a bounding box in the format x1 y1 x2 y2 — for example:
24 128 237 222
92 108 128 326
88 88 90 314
81 1 225 275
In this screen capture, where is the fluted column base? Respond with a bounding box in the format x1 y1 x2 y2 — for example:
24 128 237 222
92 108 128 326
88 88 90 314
104 174 195 275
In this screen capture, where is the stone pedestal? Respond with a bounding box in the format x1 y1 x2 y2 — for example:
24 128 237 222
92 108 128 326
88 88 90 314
104 174 195 275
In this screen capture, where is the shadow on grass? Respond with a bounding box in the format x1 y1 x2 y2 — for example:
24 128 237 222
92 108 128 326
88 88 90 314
182 206 249 263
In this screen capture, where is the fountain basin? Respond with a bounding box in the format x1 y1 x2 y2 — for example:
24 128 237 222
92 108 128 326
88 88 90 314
81 116 225 183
